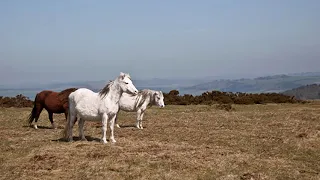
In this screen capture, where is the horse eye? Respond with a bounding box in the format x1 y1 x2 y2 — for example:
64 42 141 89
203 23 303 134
125 82 129 84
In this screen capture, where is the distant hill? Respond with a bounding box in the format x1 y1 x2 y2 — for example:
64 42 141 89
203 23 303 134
179 74 320 95
282 84 320 100
2 72 320 98
288 72 320 77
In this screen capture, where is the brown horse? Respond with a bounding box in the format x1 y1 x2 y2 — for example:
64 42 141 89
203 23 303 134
28 88 78 129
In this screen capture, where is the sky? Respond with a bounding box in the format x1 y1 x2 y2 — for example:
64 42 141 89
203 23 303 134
1 0 320 85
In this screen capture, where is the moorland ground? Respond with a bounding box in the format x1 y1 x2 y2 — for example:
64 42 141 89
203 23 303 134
0 103 320 180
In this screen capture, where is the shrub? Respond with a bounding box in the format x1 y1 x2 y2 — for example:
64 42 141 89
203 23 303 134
0 94 33 108
215 104 234 111
163 89 305 105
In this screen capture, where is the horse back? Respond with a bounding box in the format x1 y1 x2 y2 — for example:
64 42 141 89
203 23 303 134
35 90 54 103
43 92 66 112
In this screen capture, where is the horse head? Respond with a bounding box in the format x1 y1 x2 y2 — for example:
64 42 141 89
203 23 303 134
118 72 138 95
153 91 165 108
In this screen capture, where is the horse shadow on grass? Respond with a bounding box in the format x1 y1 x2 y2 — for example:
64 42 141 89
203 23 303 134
22 125 53 129
53 136 101 143
114 125 147 129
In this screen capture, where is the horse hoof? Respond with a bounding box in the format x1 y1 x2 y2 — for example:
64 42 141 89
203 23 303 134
34 125 38 129
100 139 108 144
81 138 87 141
116 124 121 128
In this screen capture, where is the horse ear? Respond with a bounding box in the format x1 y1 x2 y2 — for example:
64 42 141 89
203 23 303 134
120 72 125 79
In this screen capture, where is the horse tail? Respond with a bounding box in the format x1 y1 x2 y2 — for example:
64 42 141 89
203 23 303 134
28 94 39 125
62 92 75 140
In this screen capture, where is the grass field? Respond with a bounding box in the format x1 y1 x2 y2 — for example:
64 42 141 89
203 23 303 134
0 103 320 180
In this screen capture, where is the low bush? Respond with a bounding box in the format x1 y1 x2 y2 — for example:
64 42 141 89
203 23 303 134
163 90 304 105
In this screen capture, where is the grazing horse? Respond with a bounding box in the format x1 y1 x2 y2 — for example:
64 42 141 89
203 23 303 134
63 72 138 144
28 88 78 129
115 89 165 129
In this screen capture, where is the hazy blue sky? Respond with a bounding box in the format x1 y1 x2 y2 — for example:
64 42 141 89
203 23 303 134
1 0 319 85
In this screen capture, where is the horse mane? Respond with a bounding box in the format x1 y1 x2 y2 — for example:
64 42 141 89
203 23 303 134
135 89 154 107
98 80 113 98
58 88 78 104
98 73 131 99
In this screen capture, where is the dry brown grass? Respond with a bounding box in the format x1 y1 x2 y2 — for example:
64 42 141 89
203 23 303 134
0 102 320 180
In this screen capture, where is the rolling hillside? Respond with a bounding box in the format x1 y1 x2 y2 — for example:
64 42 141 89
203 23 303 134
282 84 320 100
179 74 320 95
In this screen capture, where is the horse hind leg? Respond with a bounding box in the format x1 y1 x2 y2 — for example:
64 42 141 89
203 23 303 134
115 115 121 128
135 110 141 129
78 118 87 141
34 106 44 129
64 111 68 121
114 109 121 128
139 112 145 129
136 109 145 129
66 113 76 142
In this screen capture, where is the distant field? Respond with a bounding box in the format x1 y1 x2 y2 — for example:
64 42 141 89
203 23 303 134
0 103 320 179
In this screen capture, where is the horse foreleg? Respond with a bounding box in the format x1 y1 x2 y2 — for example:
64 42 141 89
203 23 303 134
78 118 87 141
101 114 108 144
48 112 56 129
139 111 145 129
109 114 116 143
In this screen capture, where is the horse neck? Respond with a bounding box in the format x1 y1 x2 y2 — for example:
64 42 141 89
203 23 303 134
104 81 123 104
136 91 153 108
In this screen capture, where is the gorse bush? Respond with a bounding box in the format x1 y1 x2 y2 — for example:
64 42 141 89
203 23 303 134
0 94 33 108
163 90 304 105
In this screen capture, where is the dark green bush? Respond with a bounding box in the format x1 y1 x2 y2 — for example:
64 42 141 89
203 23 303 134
163 90 304 105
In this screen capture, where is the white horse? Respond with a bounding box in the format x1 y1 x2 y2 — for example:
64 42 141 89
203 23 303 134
63 72 138 144
115 89 165 129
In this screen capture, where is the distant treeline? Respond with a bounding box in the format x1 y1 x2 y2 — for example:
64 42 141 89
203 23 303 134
163 90 304 105
282 84 320 100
